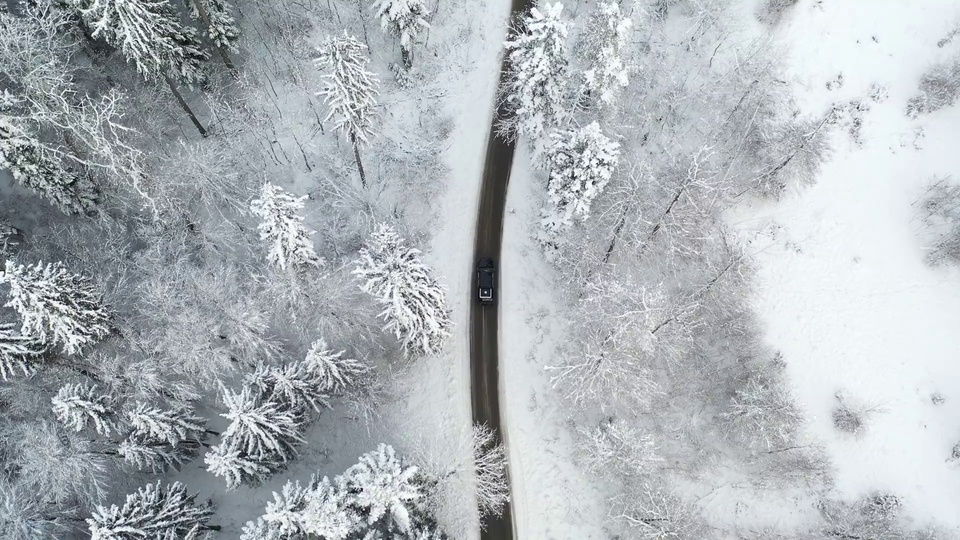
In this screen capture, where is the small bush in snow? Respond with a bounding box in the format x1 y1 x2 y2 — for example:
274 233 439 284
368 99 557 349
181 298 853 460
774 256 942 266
831 392 879 436
609 483 708 540
914 177 960 266
906 57 960 118
722 353 803 450
816 491 918 540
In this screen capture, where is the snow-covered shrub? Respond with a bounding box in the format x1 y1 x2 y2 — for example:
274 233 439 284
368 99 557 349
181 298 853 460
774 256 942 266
906 57 960 118
353 224 451 357
756 0 800 26
831 392 878 436
609 483 708 540
250 182 324 271
540 122 620 243
914 177 960 266
0 260 111 355
87 481 216 539
500 2 569 140
816 492 911 540
722 353 803 450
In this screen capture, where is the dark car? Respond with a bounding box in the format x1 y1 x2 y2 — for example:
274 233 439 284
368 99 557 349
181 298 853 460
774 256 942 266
477 258 496 304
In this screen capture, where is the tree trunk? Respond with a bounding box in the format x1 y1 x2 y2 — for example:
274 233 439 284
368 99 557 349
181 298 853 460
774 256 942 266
162 73 208 137
190 0 236 70
401 47 412 70
351 134 367 188
202 525 222 532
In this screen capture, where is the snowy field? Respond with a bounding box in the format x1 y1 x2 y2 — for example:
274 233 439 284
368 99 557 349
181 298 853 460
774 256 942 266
732 0 960 531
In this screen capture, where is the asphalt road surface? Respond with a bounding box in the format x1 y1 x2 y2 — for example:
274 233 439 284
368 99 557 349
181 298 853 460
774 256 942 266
469 0 531 537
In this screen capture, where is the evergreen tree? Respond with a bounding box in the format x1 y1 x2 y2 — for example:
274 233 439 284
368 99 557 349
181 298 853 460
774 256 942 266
186 0 240 68
246 360 331 415
0 483 72 540
502 3 569 140
371 0 430 69
87 481 217 539
299 477 358 539
315 32 380 188
70 0 211 135
540 121 620 240
51 382 116 436
118 433 197 472
304 338 369 394
125 403 207 446
250 183 324 271
352 224 451 357
579 2 632 107
0 322 45 380
0 260 111 356
0 117 97 214
203 442 271 490
344 444 423 534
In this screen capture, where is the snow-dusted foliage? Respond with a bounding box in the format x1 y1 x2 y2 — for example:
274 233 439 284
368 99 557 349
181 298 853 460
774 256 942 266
540 121 620 240
51 382 116 436
371 0 430 68
125 403 207 446
315 32 380 146
118 433 197 472
575 418 660 480
187 0 240 51
501 3 569 140
250 183 324 271
0 117 97 214
0 323 45 380
0 483 72 540
71 0 209 85
722 355 803 450
0 260 111 355
609 484 708 540
304 338 369 394
205 385 305 489
86 481 215 540
579 2 632 106
246 360 331 414
244 445 445 540
353 224 451 357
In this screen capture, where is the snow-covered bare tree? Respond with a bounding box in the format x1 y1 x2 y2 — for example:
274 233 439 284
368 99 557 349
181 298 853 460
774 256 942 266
125 403 207 446
304 338 369 394
0 322 45 380
205 385 305 489
185 0 240 68
540 121 620 242
0 260 111 356
0 117 97 214
575 418 660 480
353 224 451 357
70 0 211 135
578 2 632 107
501 2 569 140
250 183 324 271
315 32 380 187
51 382 116 436
609 484 708 540
371 0 430 69
0 483 73 540
86 481 218 539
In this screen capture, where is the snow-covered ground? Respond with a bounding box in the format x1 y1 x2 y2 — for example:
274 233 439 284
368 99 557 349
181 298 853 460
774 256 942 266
732 0 960 530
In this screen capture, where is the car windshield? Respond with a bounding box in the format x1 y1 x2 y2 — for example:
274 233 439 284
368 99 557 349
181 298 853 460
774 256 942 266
478 269 494 288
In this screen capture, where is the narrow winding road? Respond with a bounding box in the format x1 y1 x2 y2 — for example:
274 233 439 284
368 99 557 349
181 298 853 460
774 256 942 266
469 0 532 537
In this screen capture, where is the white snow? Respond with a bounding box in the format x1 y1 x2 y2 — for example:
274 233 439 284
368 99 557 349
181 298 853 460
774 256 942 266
732 0 960 530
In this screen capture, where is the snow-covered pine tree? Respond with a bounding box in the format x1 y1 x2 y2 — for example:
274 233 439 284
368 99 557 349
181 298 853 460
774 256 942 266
0 483 72 540
540 121 620 241
502 3 569 140
250 183 324 271
579 2 632 107
247 360 331 415
0 117 97 214
352 224 451 357
0 260 111 356
0 322 45 380
371 0 430 69
70 0 211 135
299 477 358 539
344 443 425 535
51 382 116 436
125 403 207 446
205 385 304 489
185 0 240 68
118 433 197 472
204 442 271 490
315 32 380 188
86 481 218 539
304 338 369 394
